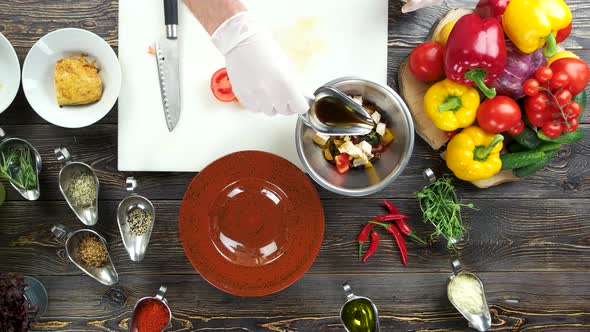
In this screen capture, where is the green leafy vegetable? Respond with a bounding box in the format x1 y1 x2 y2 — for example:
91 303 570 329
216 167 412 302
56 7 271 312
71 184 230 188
0 145 38 190
416 175 476 249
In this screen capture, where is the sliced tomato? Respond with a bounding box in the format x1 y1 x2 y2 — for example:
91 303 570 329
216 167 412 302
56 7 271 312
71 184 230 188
211 68 237 102
335 153 351 174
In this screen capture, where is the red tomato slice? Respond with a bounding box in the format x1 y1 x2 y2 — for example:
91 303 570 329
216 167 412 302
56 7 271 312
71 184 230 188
335 153 350 174
211 68 238 102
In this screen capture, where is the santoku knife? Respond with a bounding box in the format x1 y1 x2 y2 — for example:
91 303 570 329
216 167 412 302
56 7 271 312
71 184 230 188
155 0 181 132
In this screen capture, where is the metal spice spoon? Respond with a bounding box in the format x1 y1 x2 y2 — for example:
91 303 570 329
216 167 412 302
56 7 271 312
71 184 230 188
51 224 118 286
129 285 171 332
55 147 99 226
447 260 492 332
0 128 42 201
299 86 375 136
117 177 156 262
418 168 462 245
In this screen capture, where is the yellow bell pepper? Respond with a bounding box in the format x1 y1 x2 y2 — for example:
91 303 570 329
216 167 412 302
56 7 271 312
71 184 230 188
434 20 457 47
446 126 504 181
502 0 572 57
424 79 480 132
547 51 579 66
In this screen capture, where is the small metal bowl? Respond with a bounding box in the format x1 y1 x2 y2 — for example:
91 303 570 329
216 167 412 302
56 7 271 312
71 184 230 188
117 177 155 262
129 285 172 332
0 128 42 200
55 147 99 226
295 77 415 196
51 224 118 286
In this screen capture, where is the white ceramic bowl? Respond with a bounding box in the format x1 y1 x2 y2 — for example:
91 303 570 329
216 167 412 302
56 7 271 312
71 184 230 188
0 33 20 114
22 28 121 128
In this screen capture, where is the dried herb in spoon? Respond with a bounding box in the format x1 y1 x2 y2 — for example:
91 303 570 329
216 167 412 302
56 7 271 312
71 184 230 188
416 175 476 248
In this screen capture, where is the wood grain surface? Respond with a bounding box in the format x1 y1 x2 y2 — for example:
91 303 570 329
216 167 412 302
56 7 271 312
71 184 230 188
0 0 588 331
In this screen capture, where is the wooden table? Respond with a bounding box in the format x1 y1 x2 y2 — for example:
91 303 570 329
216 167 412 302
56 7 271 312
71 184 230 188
0 1 589 331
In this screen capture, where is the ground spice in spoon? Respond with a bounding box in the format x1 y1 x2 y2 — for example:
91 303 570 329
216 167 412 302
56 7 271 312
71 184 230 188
133 298 170 332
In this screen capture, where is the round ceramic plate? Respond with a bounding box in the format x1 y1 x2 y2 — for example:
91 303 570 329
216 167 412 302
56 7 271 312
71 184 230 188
179 151 324 297
22 28 121 128
0 33 20 114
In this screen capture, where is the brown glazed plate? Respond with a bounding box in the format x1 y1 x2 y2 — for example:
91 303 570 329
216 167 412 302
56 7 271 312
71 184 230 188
179 151 325 296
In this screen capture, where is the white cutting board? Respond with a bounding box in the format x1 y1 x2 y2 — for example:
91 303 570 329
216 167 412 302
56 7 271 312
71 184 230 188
118 0 388 171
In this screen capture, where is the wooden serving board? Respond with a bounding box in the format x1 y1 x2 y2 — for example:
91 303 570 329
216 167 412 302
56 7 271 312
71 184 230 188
399 8 521 188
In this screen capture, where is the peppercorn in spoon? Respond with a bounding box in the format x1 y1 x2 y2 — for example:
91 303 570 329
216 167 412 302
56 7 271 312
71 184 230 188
117 177 156 262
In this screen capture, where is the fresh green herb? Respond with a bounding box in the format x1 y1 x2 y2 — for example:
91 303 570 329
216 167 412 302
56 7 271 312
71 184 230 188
416 175 476 249
0 145 38 190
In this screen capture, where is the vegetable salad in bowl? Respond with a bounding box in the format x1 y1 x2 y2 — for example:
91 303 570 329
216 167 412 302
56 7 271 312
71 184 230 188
312 96 395 174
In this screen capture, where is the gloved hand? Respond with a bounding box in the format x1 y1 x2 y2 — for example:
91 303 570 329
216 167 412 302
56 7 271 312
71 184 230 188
212 12 310 116
402 0 444 13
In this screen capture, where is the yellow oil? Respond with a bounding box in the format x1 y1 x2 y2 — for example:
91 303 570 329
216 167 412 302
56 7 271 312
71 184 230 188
341 298 377 332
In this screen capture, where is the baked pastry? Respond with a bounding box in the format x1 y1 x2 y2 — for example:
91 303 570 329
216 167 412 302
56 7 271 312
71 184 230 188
54 55 103 106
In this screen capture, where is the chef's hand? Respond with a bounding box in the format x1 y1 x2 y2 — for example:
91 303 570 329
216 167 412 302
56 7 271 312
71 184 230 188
402 0 444 13
212 12 310 116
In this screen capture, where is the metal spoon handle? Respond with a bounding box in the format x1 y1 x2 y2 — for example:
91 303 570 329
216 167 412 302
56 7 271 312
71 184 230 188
54 146 72 164
155 285 167 301
126 177 138 192
342 283 355 300
51 224 70 241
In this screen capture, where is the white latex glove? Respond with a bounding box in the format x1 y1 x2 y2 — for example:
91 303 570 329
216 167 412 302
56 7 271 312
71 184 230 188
212 12 309 116
402 0 444 13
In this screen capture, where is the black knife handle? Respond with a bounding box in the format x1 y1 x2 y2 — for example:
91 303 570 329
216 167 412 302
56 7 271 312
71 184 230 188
164 0 178 26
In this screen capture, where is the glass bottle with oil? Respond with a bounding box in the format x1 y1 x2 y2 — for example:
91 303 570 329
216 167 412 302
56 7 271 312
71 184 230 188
340 283 380 332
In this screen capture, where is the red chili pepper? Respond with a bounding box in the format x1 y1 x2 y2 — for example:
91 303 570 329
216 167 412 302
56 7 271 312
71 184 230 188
382 200 401 214
475 0 510 21
370 221 408 266
444 14 507 99
362 231 379 263
357 223 375 260
372 214 409 223
382 200 426 244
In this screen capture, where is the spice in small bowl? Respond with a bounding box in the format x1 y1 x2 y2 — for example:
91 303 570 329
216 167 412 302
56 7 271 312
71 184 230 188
65 171 96 208
127 208 153 237
77 234 108 268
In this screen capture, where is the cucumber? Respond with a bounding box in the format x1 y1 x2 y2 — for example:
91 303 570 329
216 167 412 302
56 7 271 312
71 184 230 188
573 90 587 120
534 142 562 153
508 142 527 153
537 130 583 144
501 151 546 170
511 127 541 149
513 151 557 178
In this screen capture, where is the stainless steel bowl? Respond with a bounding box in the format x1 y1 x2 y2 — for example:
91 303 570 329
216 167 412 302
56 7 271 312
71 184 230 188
296 77 415 196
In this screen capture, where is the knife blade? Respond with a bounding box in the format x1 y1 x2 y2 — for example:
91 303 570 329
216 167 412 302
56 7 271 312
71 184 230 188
156 0 181 132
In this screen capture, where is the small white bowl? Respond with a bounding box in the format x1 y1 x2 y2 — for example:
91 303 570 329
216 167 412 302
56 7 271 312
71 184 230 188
22 28 121 128
0 33 20 115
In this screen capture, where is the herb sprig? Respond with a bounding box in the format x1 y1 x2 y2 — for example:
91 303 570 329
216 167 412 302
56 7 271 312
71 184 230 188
0 145 38 190
416 175 476 249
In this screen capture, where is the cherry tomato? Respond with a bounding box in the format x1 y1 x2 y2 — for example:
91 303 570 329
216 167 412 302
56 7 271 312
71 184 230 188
408 42 445 82
556 23 573 44
555 89 573 106
528 93 549 113
525 96 552 127
523 79 540 97
542 121 563 138
550 58 590 95
534 67 553 83
210 68 238 102
507 119 525 135
564 118 579 133
565 101 582 121
445 130 460 139
477 96 522 133
549 71 570 91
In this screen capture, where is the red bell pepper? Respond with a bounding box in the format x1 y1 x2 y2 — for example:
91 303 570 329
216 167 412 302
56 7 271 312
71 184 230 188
444 14 507 99
475 0 510 21
556 22 572 43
